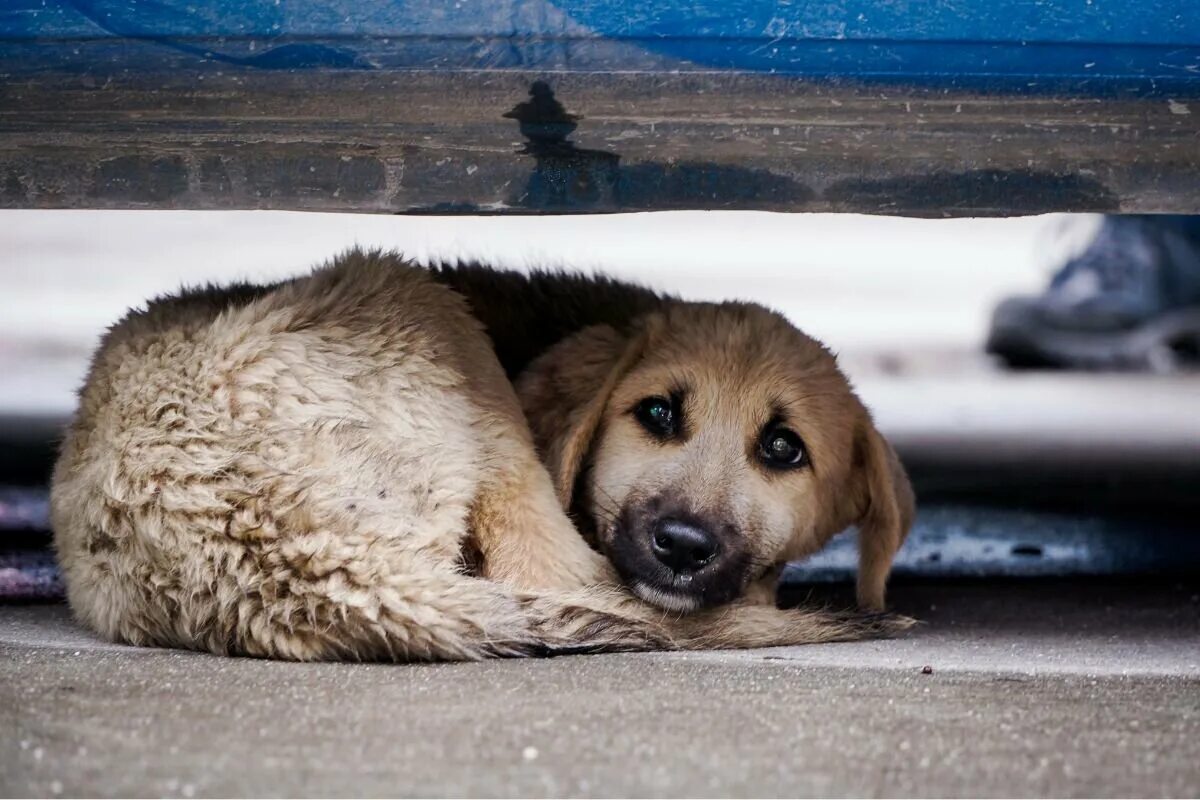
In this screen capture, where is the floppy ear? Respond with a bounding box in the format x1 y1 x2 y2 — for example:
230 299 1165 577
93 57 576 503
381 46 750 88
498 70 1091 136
515 323 649 508
849 420 916 611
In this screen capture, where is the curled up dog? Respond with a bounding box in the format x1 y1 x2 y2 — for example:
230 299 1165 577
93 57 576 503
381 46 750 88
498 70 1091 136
50 250 915 660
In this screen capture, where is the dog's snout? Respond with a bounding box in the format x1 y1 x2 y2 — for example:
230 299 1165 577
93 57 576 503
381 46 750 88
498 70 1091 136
650 517 719 573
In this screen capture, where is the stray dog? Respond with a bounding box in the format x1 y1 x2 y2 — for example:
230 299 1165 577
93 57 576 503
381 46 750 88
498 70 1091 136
51 250 914 660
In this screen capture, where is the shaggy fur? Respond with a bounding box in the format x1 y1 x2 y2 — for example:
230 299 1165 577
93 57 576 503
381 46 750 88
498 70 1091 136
51 250 914 661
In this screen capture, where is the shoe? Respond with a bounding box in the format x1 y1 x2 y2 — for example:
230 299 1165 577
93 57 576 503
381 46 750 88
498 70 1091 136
986 216 1200 371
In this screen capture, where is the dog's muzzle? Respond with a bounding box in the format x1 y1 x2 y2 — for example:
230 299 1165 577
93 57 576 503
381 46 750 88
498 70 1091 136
607 500 747 612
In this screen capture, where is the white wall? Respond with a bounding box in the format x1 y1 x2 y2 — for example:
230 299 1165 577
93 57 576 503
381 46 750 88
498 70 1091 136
0 209 1086 416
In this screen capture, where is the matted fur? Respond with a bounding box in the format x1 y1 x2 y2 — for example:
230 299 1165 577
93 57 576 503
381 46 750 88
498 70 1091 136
51 250 913 661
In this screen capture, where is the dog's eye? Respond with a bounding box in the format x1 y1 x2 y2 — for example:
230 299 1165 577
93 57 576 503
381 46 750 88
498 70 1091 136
759 425 807 468
634 396 677 438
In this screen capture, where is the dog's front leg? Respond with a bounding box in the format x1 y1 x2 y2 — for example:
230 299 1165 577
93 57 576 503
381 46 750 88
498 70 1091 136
442 323 617 593
469 452 616 591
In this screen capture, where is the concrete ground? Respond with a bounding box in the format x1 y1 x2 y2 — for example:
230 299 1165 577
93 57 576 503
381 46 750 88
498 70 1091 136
3 580 1198 798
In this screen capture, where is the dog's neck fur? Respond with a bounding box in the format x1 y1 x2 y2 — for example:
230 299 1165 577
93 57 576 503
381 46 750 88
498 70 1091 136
429 262 668 378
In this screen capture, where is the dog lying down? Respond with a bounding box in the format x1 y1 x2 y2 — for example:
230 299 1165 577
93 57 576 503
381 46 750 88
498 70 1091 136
51 250 915 661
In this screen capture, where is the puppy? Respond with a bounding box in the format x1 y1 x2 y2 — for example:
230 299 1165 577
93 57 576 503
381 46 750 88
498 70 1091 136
51 250 913 661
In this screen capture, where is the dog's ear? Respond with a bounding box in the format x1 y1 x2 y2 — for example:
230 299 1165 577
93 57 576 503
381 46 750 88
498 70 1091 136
843 418 915 611
516 323 649 508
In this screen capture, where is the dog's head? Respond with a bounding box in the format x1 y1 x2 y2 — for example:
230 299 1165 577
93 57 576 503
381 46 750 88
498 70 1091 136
517 302 913 613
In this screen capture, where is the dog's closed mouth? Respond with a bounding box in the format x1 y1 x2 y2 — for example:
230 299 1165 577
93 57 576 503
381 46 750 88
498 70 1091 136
631 581 702 613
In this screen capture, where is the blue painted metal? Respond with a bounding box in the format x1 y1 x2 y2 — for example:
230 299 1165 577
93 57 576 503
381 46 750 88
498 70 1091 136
1 0 1197 94
557 0 1200 92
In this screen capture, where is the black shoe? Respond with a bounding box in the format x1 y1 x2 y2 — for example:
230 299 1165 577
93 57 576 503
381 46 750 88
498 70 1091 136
986 215 1200 371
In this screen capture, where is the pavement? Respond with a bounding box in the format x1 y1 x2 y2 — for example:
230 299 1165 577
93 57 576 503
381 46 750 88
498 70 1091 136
3 580 1198 798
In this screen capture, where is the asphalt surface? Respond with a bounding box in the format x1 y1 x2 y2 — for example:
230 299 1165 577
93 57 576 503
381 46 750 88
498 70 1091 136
3 580 1198 798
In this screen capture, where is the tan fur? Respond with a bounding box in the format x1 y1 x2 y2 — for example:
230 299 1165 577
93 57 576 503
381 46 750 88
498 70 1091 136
51 250 913 662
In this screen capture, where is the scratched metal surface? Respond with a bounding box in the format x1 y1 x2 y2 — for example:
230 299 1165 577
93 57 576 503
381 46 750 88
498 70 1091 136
1 1 1198 214
2 1 1198 88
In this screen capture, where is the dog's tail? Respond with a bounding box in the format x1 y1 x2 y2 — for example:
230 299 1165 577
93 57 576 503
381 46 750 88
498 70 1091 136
279 580 913 660
212 574 913 660
223 571 672 662
68 553 910 660
61 525 903 660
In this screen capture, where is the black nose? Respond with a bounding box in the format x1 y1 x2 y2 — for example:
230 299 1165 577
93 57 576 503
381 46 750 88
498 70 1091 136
651 517 719 573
